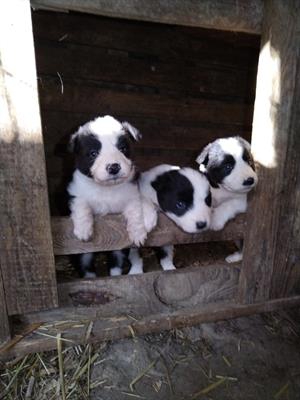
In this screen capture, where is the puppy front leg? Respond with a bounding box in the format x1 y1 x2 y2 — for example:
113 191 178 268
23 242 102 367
142 197 158 233
123 201 147 246
156 245 176 271
210 197 247 231
70 197 94 241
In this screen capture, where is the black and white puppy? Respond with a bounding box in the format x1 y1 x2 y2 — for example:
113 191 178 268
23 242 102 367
140 164 212 234
110 164 212 275
196 136 258 262
68 115 148 276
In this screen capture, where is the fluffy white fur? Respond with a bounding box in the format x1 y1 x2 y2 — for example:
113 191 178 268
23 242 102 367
68 115 147 246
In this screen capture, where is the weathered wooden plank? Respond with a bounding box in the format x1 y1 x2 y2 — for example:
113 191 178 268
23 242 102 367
32 11 260 70
239 0 300 303
0 268 10 345
22 263 241 320
38 77 254 126
4 295 300 360
0 0 58 315
52 213 245 255
30 0 263 34
34 40 257 101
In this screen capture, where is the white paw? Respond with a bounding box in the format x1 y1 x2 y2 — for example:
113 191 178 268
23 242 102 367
110 267 122 276
128 226 147 247
162 264 176 271
210 218 226 231
128 265 144 275
83 271 96 279
73 224 93 241
225 251 243 263
160 259 176 271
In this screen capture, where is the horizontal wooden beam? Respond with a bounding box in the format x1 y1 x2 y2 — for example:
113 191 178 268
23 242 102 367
41 263 240 315
51 213 245 255
3 294 300 360
30 0 263 34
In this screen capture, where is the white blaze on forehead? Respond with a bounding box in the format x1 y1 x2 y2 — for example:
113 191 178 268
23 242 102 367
78 115 124 139
180 168 209 195
218 138 243 158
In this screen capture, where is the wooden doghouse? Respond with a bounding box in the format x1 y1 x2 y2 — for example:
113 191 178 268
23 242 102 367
0 0 299 359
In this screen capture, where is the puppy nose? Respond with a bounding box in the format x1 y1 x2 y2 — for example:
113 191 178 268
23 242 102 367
106 163 121 175
243 177 254 186
196 221 207 230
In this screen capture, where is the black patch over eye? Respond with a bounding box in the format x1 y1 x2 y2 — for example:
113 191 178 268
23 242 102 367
176 201 186 210
207 154 235 187
222 163 234 173
242 148 255 170
74 133 102 177
151 170 194 217
205 191 212 207
116 135 130 157
89 149 99 159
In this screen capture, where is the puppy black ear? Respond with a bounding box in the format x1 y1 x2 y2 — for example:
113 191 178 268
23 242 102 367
151 175 166 193
122 121 141 141
68 132 79 153
196 143 211 173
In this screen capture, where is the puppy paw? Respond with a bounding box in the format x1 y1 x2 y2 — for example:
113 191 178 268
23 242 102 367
83 271 97 279
128 265 144 275
110 267 122 276
162 264 176 271
128 226 147 247
225 251 243 263
210 219 226 231
73 224 93 241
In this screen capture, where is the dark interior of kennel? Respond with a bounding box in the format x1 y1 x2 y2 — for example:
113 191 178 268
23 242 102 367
32 11 260 216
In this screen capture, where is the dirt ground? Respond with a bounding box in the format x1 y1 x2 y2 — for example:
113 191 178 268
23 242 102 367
90 309 300 400
1 309 300 399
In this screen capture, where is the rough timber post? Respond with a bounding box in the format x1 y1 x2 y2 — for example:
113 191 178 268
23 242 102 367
239 0 300 303
0 0 58 315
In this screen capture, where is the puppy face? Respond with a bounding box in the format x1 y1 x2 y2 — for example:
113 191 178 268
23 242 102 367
196 137 258 193
151 168 211 233
70 116 140 185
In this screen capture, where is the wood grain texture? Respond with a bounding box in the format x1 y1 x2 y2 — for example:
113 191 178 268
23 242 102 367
38 77 254 126
52 213 245 255
239 0 300 303
31 0 263 34
0 0 58 315
4 295 300 360
0 268 10 345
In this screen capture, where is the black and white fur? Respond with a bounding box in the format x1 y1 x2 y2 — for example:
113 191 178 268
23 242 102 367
111 164 212 275
196 136 258 262
140 164 212 235
67 115 148 277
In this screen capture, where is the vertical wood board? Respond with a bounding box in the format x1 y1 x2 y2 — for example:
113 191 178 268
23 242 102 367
0 0 58 315
239 0 300 302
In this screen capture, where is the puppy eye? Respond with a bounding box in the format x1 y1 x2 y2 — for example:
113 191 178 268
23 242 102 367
223 164 233 172
176 201 186 210
119 145 128 154
89 150 98 158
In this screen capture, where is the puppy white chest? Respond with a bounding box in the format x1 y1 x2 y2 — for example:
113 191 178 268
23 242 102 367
68 170 138 215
